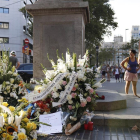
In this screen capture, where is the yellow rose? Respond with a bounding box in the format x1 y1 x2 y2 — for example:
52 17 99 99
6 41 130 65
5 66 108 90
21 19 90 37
27 122 37 130
2 133 7 138
22 118 29 123
7 135 14 140
2 102 9 107
8 106 15 112
1 113 7 118
18 132 27 140
18 98 28 103
19 110 26 118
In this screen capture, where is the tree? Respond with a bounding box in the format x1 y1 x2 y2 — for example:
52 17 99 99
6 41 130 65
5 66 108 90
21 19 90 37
121 38 139 58
90 47 115 66
84 0 118 49
20 0 117 45
19 7 33 37
98 48 115 65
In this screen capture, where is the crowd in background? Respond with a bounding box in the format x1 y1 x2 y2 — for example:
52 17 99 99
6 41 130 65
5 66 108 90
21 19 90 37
98 64 140 82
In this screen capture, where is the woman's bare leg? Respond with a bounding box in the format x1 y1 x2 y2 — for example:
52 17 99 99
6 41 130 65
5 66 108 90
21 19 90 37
125 81 131 94
132 81 137 96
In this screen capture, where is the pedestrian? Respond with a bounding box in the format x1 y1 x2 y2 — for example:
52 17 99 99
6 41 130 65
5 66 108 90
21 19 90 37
119 67 123 82
9 50 20 69
101 64 106 79
120 49 140 97
106 64 110 81
114 65 120 82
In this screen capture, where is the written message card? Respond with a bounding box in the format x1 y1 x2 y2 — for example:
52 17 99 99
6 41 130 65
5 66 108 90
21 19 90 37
38 112 62 134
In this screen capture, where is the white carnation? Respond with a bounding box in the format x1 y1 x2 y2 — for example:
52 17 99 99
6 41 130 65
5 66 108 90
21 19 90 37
52 92 59 98
68 100 73 104
13 72 18 76
66 94 72 101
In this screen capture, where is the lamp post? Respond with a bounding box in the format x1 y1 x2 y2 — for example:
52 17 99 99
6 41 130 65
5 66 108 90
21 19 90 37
117 48 120 66
117 56 119 67
96 46 99 67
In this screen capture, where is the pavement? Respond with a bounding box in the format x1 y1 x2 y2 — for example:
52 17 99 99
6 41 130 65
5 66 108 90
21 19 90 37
38 125 140 140
38 78 140 140
93 78 140 127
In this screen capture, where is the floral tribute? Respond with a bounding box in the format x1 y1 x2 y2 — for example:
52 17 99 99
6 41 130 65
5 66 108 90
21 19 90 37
0 98 49 140
26 50 105 135
0 51 27 106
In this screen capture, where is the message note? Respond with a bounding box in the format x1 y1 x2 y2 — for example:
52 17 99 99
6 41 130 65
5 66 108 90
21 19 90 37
38 112 62 135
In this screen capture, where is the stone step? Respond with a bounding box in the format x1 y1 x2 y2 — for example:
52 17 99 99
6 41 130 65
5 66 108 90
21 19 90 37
92 108 140 127
95 89 126 111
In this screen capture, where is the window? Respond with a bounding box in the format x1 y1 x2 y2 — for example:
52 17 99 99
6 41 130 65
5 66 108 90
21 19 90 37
0 37 9 43
0 22 9 29
0 8 9 14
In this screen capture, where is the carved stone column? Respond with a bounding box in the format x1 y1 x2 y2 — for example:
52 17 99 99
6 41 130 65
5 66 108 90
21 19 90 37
26 0 90 79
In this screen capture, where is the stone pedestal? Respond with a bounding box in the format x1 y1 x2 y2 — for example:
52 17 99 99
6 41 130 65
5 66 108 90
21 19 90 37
26 0 90 79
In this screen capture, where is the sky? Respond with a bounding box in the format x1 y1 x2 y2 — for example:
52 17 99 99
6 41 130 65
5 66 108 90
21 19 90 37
104 0 140 42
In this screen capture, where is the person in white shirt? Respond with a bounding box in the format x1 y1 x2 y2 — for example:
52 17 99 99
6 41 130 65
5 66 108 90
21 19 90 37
115 66 120 82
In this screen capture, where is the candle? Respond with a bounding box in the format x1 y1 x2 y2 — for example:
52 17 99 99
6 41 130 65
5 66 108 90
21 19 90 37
84 123 88 130
88 121 93 131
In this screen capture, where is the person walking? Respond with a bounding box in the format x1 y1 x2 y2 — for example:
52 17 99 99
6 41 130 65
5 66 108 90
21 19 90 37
9 50 20 69
106 64 110 81
120 49 140 97
119 67 123 82
114 65 120 82
101 64 106 79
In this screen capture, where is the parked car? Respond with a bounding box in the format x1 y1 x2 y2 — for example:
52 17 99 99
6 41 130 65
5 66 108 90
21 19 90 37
16 63 33 83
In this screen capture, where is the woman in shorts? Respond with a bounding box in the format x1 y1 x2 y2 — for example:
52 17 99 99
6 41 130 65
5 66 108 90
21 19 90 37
120 50 140 97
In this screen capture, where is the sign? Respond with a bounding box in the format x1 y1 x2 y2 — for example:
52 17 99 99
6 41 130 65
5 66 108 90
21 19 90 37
24 73 66 102
24 38 29 44
52 72 77 107
38 112 62 135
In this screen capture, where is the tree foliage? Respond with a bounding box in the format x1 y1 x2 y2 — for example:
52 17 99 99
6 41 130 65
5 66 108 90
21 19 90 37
121 38 139 58
20 0 117 46
84 0 118 49
19 7 33 37
90 47 115 66
98 48 115 65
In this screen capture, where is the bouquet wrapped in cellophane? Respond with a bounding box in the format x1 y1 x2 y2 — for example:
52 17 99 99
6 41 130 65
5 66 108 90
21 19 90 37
0 98 50 140
24 50 106 135
0 50 27 106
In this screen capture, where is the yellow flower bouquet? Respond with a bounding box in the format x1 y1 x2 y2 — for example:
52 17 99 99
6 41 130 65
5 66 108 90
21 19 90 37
0 99 50 140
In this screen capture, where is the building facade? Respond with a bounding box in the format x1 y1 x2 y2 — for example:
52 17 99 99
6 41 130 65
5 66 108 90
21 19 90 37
131 26 140 39
102 36 126 66
0 0 34 63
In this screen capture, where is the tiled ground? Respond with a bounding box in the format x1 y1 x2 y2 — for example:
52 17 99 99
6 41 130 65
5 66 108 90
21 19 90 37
38 126 140 140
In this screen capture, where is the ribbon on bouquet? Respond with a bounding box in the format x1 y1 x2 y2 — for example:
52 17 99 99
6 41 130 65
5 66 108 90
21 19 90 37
52 72 77 107
24 73 66 102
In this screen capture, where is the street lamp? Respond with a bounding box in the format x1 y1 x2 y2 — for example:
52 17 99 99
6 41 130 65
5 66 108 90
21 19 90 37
96 46 99 67
117 48 120 66
117 56 119 67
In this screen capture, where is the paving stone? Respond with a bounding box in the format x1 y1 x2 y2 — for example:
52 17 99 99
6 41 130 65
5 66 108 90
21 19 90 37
111 136 118 140
118 136 125 140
